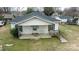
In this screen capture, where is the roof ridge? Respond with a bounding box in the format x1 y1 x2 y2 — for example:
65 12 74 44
12 11 60 23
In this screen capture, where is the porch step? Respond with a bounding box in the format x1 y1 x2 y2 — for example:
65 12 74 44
19 34 51 39
19 36 40 40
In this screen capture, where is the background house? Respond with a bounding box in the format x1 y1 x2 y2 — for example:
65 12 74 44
58 16 73 24
2 13 14 21
51 15 73 24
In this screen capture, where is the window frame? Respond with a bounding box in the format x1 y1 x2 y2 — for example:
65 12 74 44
32 26 39 31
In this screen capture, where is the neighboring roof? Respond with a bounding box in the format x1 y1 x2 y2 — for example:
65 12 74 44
12 11 60 23
59 16 73 20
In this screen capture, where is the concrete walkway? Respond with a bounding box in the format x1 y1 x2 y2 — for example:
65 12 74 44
60 36 68 43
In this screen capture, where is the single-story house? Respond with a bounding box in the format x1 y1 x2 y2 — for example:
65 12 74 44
11 12 60 39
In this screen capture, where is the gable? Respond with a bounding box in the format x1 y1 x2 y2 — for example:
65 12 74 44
19 17 52 26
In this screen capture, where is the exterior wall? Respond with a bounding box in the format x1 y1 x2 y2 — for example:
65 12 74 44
21 25 48 34
61 19 67 23
19 17 51 26
22 26 32 34
54 23 59 30
38 25 48 34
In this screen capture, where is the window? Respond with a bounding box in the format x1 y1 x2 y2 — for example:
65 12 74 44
48 24 55 30
19 26 22 32
32 26 38 31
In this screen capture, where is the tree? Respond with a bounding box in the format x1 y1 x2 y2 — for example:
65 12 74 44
43 7 55 16
3 7 11 13
63 7 79 17
0 7 11 15
25 7 34 14
56 8 63 15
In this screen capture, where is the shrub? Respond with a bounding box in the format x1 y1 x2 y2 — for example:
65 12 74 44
10 28 18 38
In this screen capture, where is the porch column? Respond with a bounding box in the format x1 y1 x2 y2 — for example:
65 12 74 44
18 25 23 36
54 23 59 30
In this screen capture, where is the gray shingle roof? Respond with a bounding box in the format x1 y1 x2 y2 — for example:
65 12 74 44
12 11 60 23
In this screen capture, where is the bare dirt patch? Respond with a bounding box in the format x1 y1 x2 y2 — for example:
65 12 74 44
0 27 8 32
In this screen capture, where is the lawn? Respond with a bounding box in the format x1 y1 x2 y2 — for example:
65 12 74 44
0 24 79 51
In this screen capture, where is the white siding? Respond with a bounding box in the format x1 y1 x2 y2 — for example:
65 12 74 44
19 17 51 26
38 25 48 34
22 26 32 34
61 19 67 22
21 25 48 34
54 23 59 30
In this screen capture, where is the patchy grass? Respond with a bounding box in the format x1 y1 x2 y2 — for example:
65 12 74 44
0 24 60 51
56 24 79 51
0 24 79 51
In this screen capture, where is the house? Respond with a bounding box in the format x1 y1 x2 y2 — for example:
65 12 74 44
11 12 60 39
52 16 73 23
51 15 73 24
59 16 67 23
2 13 14 22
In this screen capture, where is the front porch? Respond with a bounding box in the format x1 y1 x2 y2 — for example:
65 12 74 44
18 23 59 39
19 34 51 39
19 30 59 39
